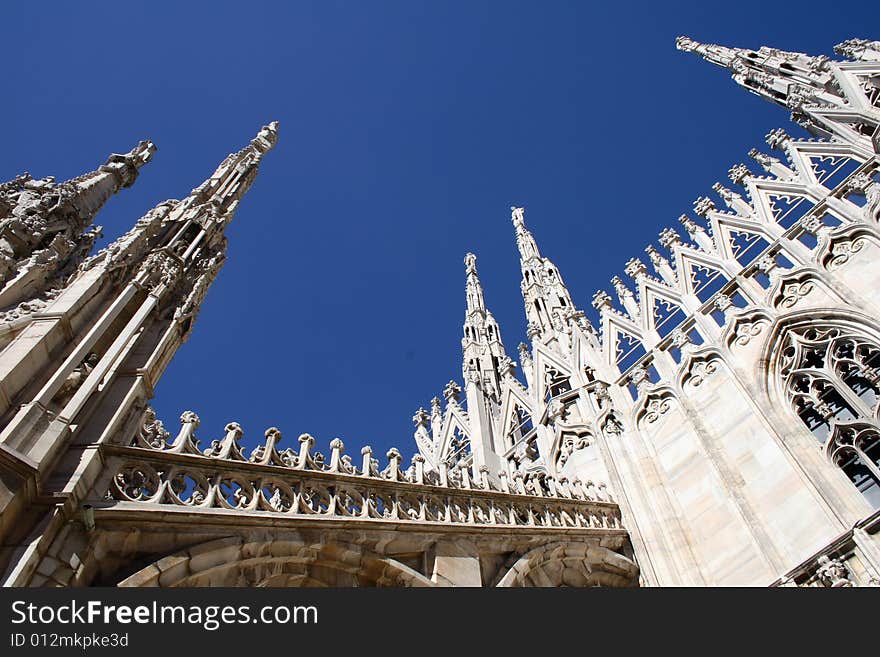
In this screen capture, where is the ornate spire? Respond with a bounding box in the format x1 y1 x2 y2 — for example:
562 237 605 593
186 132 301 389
464 252 486 315
676 35 844 131
511 206 540 261
511 206 580 344
81 122 279 332
0 140 156 309
461 252 507 398
675 36 740 68
175 121 279 225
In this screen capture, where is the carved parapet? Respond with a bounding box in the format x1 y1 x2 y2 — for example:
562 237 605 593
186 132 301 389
101 439 624 532
249 427 295 467
112 412 621 523
202 422 245 461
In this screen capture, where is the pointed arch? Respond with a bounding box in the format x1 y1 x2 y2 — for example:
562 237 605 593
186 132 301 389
497 384 536 451
639 278 687 338
709 214 775 262
750 178 816 226
532 344 575 405
437 408 472 468
493 542 638 587
600 314 646 373
802 151 864 190
725 307 773 350
116 537 436 587
769 269 840 312
633 385 678 428
677 250 732 302
678 347 723 389
764 311 880 509
818 224 879 272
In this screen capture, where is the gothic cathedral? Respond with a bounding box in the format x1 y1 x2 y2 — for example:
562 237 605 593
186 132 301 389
1 37 879 587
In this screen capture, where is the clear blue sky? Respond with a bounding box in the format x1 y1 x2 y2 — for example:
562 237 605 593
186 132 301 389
3 1 875 456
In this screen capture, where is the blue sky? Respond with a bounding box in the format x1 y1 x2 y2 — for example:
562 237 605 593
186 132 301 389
3 1 875 456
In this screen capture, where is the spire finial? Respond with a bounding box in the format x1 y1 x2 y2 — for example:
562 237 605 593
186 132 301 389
464 252 477 275
251 121 279 154
511 205 541 262
675 36 701 53
675 35 739 67
464 252 485 314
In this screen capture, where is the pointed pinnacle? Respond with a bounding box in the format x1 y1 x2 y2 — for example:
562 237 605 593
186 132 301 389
464 252 478 275
675 36 741 69
250 121 279 154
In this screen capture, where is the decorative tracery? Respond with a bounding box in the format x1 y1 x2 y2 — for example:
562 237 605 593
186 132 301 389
780 325 880 507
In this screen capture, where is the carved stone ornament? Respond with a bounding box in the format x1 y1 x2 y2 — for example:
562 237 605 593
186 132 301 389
641 395 672 424
815 554 853 587
824 235 866 271
777 279 815 309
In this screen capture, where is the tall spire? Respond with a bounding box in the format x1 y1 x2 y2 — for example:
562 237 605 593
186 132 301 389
512 207 580 344
674 36 741 68
0 140 155 309
512 205 541 261
126 122 280 322
175 121 278 225
675 36 853 134
464 251 486 314
461 252 507 398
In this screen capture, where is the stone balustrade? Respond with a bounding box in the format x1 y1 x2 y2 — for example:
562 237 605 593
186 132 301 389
101 409 624 530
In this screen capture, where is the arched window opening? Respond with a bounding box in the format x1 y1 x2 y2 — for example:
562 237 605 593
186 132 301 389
781 325 880 507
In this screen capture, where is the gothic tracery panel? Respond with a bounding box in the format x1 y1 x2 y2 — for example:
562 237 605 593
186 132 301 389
778 324 880 507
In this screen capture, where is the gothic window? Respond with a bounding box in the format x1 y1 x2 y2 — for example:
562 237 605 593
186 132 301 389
780 325 880 507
